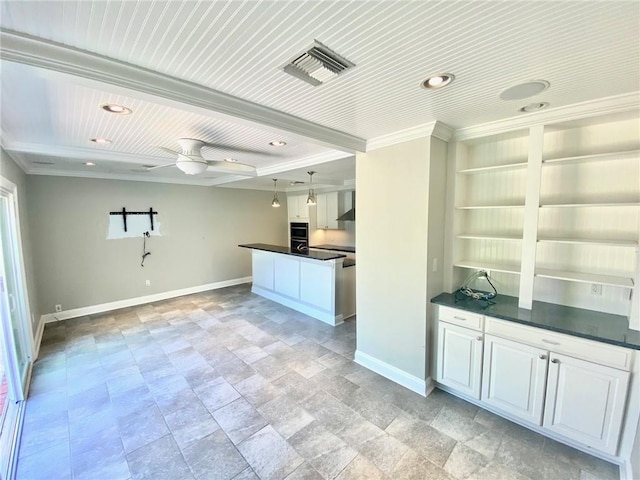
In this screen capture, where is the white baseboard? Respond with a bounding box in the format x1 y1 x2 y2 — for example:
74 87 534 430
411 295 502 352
354 350 427 396
42 276 252 323
252 285 343 326
32 316 48 359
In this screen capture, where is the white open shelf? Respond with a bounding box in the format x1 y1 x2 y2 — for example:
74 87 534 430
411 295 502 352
458 234 522 241
542 149 640 166
535 268 634 288
457 204 525 210
458 161 528 174
537 237 639 247
455 260 521 274
539 202 640 208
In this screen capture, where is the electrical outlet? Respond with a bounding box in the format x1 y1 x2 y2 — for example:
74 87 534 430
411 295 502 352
145 280 151 287
591 284 602 296
54 304 62 312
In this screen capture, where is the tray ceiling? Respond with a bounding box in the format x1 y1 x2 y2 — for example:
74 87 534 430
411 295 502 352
1 1 638 188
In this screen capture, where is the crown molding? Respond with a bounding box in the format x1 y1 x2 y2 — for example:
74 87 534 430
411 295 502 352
0 29 366 153
1 147 30 174
28 169 215 186
256 151 353 177
367 120 454 150
3 141 168 166
454 92 640 141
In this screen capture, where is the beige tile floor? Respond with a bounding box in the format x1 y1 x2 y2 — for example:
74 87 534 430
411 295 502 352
17 284 620 479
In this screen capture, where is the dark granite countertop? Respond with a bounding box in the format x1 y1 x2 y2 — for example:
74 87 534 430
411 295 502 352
239 243 346 261
343 258 356 268
431 292 640 350
311 244 356 254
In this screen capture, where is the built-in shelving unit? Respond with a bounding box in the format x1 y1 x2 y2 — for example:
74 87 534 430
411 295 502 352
450 129 529 297
447 110 640 328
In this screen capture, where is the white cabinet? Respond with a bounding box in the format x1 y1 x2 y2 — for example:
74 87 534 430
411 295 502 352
435 305 633 457
481 334 548 425
316 192 342 229
436 321 483 399
543 352 630 455
252 251 274 290
287 194 310 220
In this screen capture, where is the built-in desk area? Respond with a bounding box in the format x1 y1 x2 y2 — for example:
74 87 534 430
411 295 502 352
239 243 355 325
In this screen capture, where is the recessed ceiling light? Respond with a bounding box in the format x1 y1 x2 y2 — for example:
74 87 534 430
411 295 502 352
85 161 96 166
90 137 112 144
421 73 455 90
269 140 287 147
223 158 238 162
500 80 550 101
519 102 550 113
101 103 132 115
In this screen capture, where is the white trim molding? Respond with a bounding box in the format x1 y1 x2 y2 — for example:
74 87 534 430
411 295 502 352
354 350 428 396
41 276 251 324
367 120 454 150
454 92 640 141
252 286 343 326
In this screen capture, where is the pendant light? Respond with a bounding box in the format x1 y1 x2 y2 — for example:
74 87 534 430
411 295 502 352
271 179 280 207
306 171 316 205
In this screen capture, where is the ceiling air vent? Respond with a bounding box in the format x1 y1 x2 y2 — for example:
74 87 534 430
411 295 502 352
284 41 355 87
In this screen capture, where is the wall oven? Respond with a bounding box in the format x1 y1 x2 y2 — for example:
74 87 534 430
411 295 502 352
290 222 309 252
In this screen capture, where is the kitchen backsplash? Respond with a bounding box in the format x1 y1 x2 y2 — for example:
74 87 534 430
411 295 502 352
309 221 355 247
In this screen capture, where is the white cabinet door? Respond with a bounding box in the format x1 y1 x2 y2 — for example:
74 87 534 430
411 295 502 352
288 195 309 220
543 353 630 455
481 334 548 425
436 322 483 399
316 192 341 229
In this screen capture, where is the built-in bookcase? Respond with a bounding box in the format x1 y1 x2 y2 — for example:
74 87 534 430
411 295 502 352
447 110 640 328
451 129 529 297
534 114 639 316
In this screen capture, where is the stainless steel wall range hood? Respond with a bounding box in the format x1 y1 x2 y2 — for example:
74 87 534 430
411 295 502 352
337 191 355 221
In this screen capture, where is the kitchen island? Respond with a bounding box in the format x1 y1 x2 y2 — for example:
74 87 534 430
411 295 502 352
239 243 355 326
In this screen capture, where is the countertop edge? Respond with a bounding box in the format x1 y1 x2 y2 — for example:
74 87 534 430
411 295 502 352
431 292 640 351
239 243 346 261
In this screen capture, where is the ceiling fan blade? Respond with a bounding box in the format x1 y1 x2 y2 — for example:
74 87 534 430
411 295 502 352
155 146 180 156
201 142 272 156
146 162 176 171
206 160 257 176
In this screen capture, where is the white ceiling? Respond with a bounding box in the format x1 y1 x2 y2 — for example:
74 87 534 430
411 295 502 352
1 1 638 190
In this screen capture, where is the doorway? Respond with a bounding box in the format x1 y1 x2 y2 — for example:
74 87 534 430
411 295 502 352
0 175 34 479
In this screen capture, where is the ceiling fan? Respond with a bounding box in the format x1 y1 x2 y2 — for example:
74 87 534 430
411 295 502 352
148 138 258 176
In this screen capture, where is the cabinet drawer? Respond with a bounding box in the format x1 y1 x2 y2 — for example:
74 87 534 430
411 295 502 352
485 317 633 371
439 306 483 331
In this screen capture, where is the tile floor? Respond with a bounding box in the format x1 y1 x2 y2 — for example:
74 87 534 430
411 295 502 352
17 284 620 480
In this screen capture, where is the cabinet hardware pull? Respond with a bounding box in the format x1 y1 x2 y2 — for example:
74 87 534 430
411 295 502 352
539 354 546 360
542 339 560 345
476 336 482 341
551 358 559 364
454 316 466 321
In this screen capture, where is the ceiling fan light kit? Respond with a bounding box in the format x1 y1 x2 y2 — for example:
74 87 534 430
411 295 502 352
149 138 258 176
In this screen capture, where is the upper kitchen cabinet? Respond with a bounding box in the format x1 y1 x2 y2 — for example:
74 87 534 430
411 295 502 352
446 110 640 328
287 194 311 220
316 192 343 230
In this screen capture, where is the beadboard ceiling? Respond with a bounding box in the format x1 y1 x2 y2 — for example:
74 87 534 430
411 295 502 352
1 1 638 189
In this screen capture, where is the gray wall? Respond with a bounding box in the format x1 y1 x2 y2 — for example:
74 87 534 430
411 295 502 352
356 136 436 381
26 176 288 314
0 150 40 330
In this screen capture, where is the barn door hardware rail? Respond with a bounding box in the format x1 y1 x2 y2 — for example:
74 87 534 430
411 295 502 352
109 207 158 232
